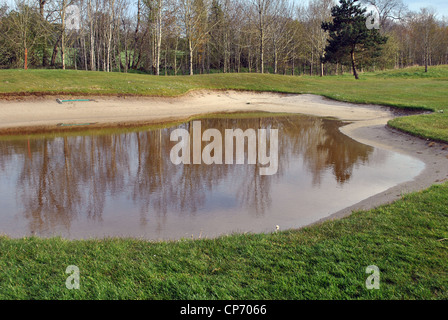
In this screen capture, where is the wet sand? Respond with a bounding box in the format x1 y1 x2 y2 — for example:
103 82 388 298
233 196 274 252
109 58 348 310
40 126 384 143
1 90 447 227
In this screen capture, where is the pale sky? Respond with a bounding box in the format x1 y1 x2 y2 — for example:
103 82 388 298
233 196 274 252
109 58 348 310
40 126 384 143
405 0 448 16
292 0 448 19
2 0 448 19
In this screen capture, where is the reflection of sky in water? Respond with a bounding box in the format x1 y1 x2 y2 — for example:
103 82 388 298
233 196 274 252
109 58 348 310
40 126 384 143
0 115 425 240
272 149 424 227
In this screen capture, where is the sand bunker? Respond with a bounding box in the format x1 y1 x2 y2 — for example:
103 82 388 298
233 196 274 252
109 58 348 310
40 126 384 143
0 91 393 130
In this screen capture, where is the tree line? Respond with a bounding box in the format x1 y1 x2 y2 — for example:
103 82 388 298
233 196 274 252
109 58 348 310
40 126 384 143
0 0 447 76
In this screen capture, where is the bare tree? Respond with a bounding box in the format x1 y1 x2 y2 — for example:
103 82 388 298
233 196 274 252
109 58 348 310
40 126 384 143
180 0 217 75
362 0 407 31
410 8 438 72
306 0 334 77
251 0 275 74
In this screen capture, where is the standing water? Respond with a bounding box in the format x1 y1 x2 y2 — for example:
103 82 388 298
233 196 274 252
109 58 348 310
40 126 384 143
0 114 424 240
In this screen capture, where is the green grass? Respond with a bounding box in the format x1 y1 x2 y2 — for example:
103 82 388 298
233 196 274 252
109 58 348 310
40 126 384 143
0 182 447 299
1 66 448 142
0 66 447 300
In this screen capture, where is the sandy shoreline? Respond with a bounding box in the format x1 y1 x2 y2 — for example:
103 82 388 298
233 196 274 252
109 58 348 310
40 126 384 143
1 90 447 227
0 90 397 132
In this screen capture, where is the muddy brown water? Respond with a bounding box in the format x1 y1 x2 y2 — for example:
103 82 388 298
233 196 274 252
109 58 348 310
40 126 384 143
0 115 424 240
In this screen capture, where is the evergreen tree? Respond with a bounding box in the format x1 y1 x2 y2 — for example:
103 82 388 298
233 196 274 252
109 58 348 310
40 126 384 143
321 0 387 79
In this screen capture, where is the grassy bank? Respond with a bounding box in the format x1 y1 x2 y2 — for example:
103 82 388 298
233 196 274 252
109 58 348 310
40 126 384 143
1 66 448 142
0 182 447 299
0 66 447 300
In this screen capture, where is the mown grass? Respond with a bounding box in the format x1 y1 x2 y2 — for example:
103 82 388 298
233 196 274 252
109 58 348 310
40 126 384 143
0 182 447 299
1 66 447 141
0 66 447 300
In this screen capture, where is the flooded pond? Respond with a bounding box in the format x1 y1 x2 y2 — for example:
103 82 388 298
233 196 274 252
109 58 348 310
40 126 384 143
0 114 425 240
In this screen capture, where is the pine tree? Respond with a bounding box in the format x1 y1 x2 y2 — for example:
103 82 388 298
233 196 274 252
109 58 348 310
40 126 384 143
321 0 387 79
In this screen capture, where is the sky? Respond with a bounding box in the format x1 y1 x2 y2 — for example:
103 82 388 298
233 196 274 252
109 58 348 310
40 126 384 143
2 0 448 19
405 0 448 17
292 0 448 19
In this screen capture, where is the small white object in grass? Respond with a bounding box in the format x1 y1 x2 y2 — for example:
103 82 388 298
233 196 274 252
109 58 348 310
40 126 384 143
275 225 280 231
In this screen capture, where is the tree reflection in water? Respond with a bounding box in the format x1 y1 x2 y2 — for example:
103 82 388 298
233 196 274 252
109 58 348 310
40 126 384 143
0 115 376 238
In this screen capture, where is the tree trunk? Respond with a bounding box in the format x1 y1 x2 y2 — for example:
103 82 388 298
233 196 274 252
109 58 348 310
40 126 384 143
248 43 252 73
259 10 264 74
39 0 46 17
310 51 313 76
107 22 112 72
260 33 264 73
61 2 66 70
291 58 294 76
50 38 59 66
83 36 87 70
273 41 278 74
42 36 48 67
164 46 167 75
351 49 359 80
132 0 141 69
320 51 324 77
155 0 162 75
174 37 178 75
124 30 128 73
89 0 96 71
189 38 193 75
207 40 210 73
